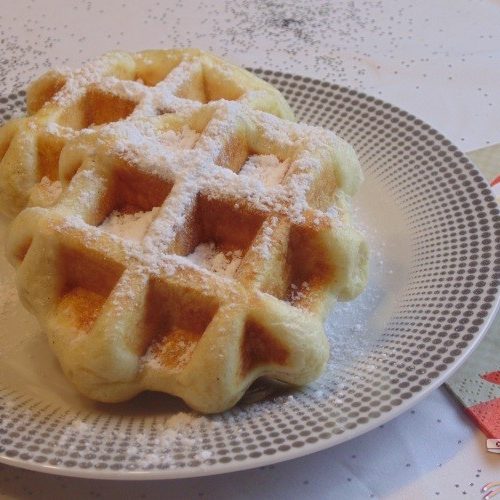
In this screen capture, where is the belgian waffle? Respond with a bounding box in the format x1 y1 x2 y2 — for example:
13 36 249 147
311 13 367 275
2 50 368 413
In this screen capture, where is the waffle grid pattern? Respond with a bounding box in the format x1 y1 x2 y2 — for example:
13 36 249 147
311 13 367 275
1 51 367 413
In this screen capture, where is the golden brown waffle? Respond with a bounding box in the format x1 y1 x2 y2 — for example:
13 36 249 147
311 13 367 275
0 48 294 217
3 50 368 413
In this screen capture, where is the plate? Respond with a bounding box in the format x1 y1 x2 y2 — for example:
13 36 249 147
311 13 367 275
0 70 498 479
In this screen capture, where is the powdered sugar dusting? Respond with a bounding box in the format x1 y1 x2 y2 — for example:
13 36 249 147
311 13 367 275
42 51 209 130
164 125 200 149
100 207 160 241
254 215 279 260
52 413 221 469
187 242 243 276
143 332 199 372
53 83 354 234
323 192 394 374
108 121 199 166
53 52 134 107
239 154 289 186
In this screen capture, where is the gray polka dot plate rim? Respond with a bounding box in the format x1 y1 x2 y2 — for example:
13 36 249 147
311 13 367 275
0 69 499 480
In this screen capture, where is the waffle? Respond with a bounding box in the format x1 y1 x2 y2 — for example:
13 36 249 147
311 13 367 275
0 48 294 217
3 50 368 413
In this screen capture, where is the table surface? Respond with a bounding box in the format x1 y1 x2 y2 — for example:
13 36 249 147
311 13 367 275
0 1 499 498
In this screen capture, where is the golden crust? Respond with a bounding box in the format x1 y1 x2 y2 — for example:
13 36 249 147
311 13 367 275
2 49 367 413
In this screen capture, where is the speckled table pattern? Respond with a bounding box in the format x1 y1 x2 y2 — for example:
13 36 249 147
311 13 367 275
0 1 499 498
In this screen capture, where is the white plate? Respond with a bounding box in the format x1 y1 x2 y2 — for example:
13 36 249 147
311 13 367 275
0 71 498 479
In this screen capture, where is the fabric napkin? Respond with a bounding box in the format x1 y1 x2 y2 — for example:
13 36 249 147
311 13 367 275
446 144 500 438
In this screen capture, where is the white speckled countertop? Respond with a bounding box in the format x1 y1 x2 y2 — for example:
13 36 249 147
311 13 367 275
0 1 499 498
